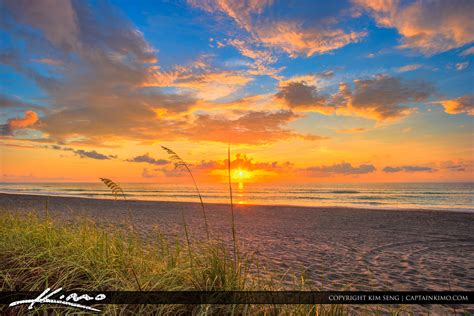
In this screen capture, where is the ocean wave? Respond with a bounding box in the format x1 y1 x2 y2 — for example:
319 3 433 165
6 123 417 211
330 190 360 194
357 196 379 200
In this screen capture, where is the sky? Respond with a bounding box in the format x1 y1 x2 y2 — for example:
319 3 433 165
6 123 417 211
0 0 473 184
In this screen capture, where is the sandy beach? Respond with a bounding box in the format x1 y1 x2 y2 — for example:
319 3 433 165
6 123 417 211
2 193 473 293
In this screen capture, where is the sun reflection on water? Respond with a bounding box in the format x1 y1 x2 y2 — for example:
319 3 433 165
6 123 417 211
235 181 247 205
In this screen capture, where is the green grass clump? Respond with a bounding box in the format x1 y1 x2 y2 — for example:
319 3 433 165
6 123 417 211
0 212 350 315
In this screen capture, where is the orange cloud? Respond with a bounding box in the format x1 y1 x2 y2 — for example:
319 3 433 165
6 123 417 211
3 110 38 133
432 96 474 115
1 111 39 136
8 111 39 128
354 0 474 55
256 21 366 57
145 60 253 100
149 152 293 182
182 110 328 144
215 153 293 172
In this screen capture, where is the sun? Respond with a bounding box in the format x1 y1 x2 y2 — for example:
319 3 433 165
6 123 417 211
232 169 252 180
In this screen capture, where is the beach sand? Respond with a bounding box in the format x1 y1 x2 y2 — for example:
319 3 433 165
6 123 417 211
1 193 473 312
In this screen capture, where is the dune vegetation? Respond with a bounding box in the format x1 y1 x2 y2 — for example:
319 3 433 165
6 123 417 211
0 210 353 315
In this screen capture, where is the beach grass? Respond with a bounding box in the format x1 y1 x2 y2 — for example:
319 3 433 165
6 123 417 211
0 211 353 315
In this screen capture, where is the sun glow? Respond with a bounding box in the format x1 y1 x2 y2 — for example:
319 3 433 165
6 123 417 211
232 169 252 180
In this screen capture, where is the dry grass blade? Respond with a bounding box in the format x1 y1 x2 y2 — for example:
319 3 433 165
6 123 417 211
227 144 238 270
100 178 126 201
161 146 187 169
161 146 210 240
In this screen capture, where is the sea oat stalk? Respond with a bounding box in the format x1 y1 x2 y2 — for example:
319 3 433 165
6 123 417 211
161 146 210 240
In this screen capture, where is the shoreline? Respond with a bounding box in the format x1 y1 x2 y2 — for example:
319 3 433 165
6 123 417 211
1 191 472 214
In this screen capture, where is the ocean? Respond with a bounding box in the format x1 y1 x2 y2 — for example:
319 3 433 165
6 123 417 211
0 182 472 211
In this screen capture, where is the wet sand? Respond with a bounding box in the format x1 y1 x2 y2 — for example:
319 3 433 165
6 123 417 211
1 193 473 312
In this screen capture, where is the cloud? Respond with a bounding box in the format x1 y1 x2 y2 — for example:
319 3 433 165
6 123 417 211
171 70 253 100
189 0 366 58
3 0 156 62
227 39 276 64
128 153 169 165
182 110 328 144
6 111 38 128
455 62 469 70
460 46 474 56
276 81 332 113
354 0 474 55
275 74 434 121
180 153 292 173
47 144 116 160
226 38 282 78
33 58 64 66
35 95 193 145
255 21 366 58
347 75 434 120
432 95 474 115
337 127 367 133
74 149 112 160
143 57 256 99
440 160 473 172
306 162 376 176
157 153 293 178
275 72 339 113
3 0 79 51
318 70 335 79
187 0 273 32
217 153 293 172
383 165 435 173
1 110 39 135
396 64 422 73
